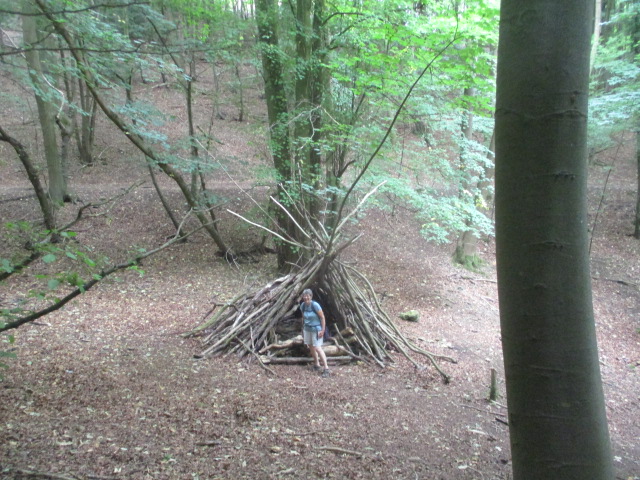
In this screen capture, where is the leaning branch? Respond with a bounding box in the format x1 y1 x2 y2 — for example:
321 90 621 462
0 225 205 333
328 29 459 255
0 181 144 283
0 124 55 230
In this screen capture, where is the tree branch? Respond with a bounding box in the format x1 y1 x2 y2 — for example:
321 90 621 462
0 124 55 230
327 27 460 255
33 0 232 256
0 225 205 333
0 1 149 16
0 181 144 283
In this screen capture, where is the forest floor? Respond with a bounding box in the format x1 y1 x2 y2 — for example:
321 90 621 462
1 77 639 479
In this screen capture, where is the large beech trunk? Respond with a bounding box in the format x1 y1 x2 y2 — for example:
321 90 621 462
495 1 613 478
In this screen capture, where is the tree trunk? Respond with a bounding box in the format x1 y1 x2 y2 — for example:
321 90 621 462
255 0 332 270
294 0 313 174
600 0 616 39
39 1 232 255
234 63 245 122
256 0 298 270
0 126 56 231
75 77 97 165
635 126 640 239
590 0 602 74
256 0 291 180
308 0 327 218
495 1 613 479
186 59 199 198
454 87 480 268
23 0 66 204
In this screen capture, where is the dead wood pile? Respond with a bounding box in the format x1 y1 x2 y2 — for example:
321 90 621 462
187 256 454 382
185 191 455 382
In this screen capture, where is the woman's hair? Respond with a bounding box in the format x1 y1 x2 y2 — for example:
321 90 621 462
302 288 313 297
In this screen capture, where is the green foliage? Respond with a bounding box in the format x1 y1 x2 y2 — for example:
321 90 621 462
589 3 640 153
364 165 494 245
292 0 499 246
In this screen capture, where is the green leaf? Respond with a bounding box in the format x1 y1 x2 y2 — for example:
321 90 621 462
128 265 145 276
42 254 57 264
48 278 60 290
1 258 13 273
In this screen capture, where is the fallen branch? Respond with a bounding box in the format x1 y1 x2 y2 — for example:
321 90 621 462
315 446 365 458
1 467 117 480
195 440 222 447
237 337 277 376
259 335 303 354
0 224 206 332
258 355 353 365
284 428 333 437
592 276 638 287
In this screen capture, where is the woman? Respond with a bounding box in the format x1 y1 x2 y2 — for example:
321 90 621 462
300 289 330 377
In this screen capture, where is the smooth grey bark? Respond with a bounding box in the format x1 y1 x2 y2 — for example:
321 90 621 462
494 1 613 479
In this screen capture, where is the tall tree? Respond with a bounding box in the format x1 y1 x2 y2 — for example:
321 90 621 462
588 0 640 238
255 0 298 269
495 1 614 479
22 0 67 205
633 125 640 240
30 0 234 256
590 0 602 73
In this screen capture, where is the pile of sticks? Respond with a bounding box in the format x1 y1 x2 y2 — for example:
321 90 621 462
186 255 454 382
185 190 455 382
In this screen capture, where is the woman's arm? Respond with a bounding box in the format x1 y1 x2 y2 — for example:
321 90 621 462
318 309 326 337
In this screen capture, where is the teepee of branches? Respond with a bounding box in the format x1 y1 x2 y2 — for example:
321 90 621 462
185 186 455 382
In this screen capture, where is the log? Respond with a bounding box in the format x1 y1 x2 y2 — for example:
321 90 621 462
258 355 353 365
259 335 303 353
322 345 344 357
260 342 350 358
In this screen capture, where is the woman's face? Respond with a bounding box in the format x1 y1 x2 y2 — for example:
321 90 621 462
302 294 312 304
